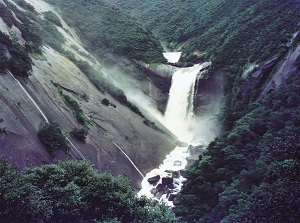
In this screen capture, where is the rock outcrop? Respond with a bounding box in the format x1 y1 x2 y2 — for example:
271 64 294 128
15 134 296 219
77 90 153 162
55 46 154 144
236 41 300 100
237 57 280 99
261 45 300 96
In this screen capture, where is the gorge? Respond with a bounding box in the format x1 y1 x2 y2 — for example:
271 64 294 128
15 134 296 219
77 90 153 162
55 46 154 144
1 0 300 222
138 56 219 205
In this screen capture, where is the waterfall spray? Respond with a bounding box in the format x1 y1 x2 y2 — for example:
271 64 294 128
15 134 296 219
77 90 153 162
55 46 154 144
138 62 212 205
163 62 211 142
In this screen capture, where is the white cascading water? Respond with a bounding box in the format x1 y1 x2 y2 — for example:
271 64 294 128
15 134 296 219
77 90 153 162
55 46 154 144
138 61 212 206
164 63 203 142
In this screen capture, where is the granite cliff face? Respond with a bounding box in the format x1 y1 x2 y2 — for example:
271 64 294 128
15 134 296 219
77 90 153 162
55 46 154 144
0 0 176 187
237 33 300 101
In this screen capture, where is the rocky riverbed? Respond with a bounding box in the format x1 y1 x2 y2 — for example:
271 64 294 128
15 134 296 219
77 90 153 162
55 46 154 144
139 143 207 206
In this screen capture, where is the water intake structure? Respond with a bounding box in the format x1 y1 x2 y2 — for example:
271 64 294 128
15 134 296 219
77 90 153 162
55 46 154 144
138 61 215 206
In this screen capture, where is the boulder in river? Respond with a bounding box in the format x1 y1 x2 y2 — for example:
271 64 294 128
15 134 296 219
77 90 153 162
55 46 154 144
168 194 176 201
187 144 205 154
172 171 180 178
174 161 182 166
147 175 160 185
156 183 166 192
150 188 158 196
156 191 165 200
167 183 175 189
162 177 173 186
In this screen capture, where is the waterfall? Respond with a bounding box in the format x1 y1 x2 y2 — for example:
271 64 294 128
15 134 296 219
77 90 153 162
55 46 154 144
163 52 182 63
138 62 212 205
164 63 210 142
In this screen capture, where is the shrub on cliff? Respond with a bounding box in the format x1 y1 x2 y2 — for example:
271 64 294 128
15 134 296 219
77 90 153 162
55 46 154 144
71 127 88 142
38 123 68 154
43 11 63 27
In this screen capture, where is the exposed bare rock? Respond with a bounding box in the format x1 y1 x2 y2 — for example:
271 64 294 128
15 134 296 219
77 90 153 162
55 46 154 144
156 183 166 192
178 142 188 147
194 75 223 115
172 171 180 178
150 188 158 195
162 177 173 186
0 73 55 168
0 45 176 187
261 45 300 96
148 175 161 185
236 57 280 100
173 62 194 67
151 64 179 78
168 194 176 201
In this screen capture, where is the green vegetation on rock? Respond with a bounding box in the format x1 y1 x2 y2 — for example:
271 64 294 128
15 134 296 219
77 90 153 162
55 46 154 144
0 0 65 77
38 123 68 155
62 94 89 126
43 0 166 63
71 127 88 142
0 31 32 78
101 98 110 106
113 0 300 73
43 11 63 27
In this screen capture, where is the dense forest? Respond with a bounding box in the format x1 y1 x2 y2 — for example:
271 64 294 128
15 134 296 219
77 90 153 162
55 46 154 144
175 71 300 222
0 158 177 222
112 0 300 72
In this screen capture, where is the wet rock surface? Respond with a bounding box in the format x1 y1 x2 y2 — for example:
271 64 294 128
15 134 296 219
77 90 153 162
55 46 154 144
162 177 173 186
146 171 185 204
143 143 208 205
148 175 161 185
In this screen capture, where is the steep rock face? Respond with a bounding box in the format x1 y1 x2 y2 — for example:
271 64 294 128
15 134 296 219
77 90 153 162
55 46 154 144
194 75 224 115
261 44 300 96
140 65 175 112
0 0 176 187
0 73 53 168
0 45 176 187
237 57 280 100
236 41 300 100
